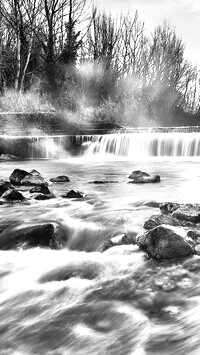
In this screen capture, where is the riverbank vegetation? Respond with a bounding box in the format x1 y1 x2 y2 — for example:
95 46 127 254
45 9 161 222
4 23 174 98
0 0 199 127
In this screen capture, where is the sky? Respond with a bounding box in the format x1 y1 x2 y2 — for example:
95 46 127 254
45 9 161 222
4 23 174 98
95 0 200 67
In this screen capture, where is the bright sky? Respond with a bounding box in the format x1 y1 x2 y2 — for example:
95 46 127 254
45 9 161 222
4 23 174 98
95 0 200 67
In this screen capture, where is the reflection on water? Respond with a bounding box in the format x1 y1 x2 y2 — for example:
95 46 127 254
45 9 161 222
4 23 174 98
1 158 200 354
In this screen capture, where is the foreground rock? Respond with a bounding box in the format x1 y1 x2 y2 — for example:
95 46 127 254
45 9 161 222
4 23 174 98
128 170 160 183
143 214 192 230
137 225 195 260
0 180 14 196
62 190 83 198
50 175 70 182
34 193 55 200
29 184 50 194
0 222 65 250
9 168 30 184
172 205 200 224
2 189 25 201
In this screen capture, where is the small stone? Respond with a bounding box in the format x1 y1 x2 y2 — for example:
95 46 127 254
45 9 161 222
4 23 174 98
50 175 70 183
62 190 83 199
88 181 118 184
2 189 25 201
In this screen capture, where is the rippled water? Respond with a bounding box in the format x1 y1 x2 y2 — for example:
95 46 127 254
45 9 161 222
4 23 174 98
1 158 200 354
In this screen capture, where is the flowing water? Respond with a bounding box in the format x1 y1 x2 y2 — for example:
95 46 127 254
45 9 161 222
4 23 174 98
1 130 200 354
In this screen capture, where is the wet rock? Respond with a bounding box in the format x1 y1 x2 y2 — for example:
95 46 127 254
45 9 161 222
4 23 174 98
172 205 200 223
62 190 83 198
145 201 160 208
159 202 180 215
1 189 25 201
29 184 51 194
0 222 65 250
137 225 195 260
187 230 200 245
128 170 160 183
89 181 118 184
0 154 18 161
29 169 41 175
34 193 55 200
50 175 70 182
102 233 137 251
21 173 47 186
9 168 30 184
0 180 14 196
143 214 184 230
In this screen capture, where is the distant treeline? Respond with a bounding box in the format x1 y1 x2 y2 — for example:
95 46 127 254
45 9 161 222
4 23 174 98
0 0 199 126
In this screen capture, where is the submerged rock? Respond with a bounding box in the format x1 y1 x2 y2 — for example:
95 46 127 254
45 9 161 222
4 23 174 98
143 214 185 230
50 175 70 182
89 181 118 184
34 193 55 200
62 190 83 198
172 205 200 224
2 189 25 202
0 154 18 161
0 180 14 196
29 184 51 194
137 225 195 260
9 168 30 184
128 170 160 183
0 222 65 250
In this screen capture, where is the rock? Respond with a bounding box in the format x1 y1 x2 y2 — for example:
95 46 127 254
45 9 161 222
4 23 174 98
34 193 55 200
9 168 30 184
0 154 17 161
187 230 200 245
29 169 41 175
137 225 195 260
62 190 83 198
143 214 184 230
50 175 70 182
102 233 137 251
29 184 51 194
172 205 200 224
21 173 47 186
145 201 160 208
2 189 25 201
0 180 14 196
0 222 65 250
88 181 118 184
159 202 180 215
128 170 160 183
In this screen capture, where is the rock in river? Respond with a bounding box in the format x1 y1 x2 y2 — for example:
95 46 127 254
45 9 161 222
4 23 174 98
128 170 160 183
29 184 51 194
0 222 65 250
137 225 195 259
62 190 83 198
0 180 14 196
172 205 200 224
21 172 47 185
34 193 55 200
9 168 30 184
143 214 186 230
50 175 70 182
2 189 25 201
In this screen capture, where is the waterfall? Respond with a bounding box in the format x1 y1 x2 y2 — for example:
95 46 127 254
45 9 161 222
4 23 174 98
2 129 200 159
80 132 200 157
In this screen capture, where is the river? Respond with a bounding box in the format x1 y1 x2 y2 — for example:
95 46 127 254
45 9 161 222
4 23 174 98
1 131 200 354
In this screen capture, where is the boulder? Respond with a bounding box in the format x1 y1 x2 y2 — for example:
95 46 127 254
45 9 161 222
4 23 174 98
29 184 51 194
9 168 30 184
34 193 55 200
159 202 180 215
0 180 14 196
143 214 185 230
172 205 200 224
2 189 25 201
137 225 195 260
128 170 160 183
50 175 70 182
0 222 65 250
21 173 47 186
62 190 83 198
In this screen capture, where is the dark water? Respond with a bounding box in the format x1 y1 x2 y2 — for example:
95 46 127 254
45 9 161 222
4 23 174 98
1 158 200 354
